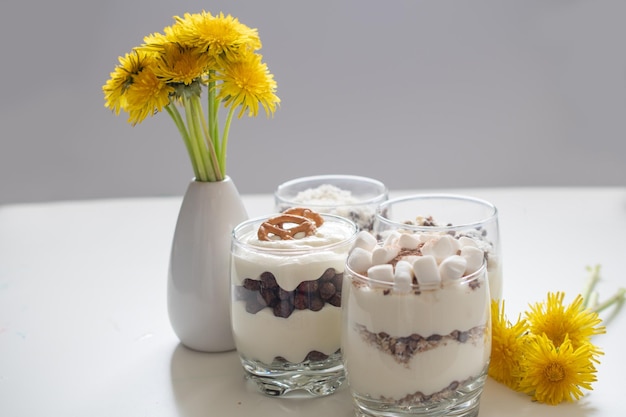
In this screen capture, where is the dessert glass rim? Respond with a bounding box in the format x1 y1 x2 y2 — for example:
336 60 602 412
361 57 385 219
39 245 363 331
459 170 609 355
376 193 498 233
275 174 389 207
346 259 487 292
231 213 358 255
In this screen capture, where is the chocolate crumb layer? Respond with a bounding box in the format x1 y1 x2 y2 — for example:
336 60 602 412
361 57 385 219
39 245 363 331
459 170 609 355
389 247 423 267
380 375 477 407
273 349 340 364
355 324 487 365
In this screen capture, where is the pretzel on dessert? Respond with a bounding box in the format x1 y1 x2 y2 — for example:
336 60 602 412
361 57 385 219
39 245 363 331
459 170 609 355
282 207 325 227
257 213 317 241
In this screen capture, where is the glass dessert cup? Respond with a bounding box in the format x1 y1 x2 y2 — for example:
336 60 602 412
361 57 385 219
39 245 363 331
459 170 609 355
274 174 388 232
374 194 503 300
230 213 358 397
342 259 491 417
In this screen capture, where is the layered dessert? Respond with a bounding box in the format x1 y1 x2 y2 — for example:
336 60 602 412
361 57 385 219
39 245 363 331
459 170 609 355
276 183 383 232
342 230 491 409
231 208 357 369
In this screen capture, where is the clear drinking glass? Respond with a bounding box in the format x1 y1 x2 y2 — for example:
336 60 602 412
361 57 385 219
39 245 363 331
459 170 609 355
374 194 502 300
274 174 388 232
342 240 491 417
230 213 358 396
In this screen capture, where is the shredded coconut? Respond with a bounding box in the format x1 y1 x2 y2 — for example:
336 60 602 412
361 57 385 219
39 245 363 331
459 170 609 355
292 184 360 205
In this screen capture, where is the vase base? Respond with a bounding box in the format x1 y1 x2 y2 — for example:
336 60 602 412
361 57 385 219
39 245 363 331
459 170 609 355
178 341 236 353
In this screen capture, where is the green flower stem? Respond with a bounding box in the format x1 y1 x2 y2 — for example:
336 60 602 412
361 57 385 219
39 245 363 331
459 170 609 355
196 99 214 157
592 288 626 314
580 264 625 315
582 265 602 310
183 97 212 182
165 103 201 180
588 291 600 310
190 95 222 181
220 105 236 175
207 72 220 159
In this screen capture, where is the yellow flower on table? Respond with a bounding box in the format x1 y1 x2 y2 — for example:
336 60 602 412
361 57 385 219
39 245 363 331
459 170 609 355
517 333 599 405
488 300 527 390
525 292 605 350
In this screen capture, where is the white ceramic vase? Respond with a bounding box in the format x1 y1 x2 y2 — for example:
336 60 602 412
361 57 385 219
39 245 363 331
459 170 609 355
167 176 248 352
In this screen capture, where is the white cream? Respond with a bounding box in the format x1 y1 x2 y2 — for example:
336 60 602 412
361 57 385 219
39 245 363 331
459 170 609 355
344 338 489 398
487 257 503 300
232 219 354 291
232 302 341 364
248 218 354 249
232 252 346 291
346 282 490 336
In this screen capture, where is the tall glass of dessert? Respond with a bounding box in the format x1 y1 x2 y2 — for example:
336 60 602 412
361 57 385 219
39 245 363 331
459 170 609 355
342 230 491 417
230 208 357 396
274 174 388 232
374 194 502 300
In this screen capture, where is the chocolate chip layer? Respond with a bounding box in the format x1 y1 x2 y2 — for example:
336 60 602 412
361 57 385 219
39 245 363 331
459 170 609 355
236 268 343 318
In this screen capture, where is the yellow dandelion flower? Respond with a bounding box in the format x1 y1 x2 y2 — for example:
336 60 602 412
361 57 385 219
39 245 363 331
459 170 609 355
525 292 605 350
517 334 600 405
149 42 212 86
488 300 528 390
142 31 175 52
215 51 279 118
124 66 173 125
103 49 154 114
171 11 261 60
103 71 129 115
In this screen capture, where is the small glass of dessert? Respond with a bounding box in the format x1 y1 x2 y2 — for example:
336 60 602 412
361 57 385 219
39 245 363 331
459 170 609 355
230 208 358 397
341 230 491 417
374 194 502 300
274 174 388 232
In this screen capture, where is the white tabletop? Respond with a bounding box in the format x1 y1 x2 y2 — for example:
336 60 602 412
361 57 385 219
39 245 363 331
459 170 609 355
1 187 624 417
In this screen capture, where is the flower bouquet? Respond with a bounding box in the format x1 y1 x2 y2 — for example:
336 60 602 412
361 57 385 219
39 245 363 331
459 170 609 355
102 10 280 352
102 10 280 182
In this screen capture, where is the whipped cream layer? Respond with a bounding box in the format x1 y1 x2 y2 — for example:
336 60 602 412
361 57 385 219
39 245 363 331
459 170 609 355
232 302 341 364
232 217 355 291
487 258 503 301
346 280 489 336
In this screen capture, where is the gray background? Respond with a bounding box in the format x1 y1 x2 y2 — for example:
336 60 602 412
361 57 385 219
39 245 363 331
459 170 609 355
1 0 624 205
